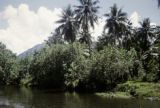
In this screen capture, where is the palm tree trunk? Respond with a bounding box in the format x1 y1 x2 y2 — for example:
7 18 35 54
84 16 92 56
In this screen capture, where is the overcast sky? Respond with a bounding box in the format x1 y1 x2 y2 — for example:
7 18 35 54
0 0 160 54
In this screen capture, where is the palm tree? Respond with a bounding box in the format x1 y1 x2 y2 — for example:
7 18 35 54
104 4 128 46
56 5 77 43
142 33 160 80
151 41 160 80
158 0 160 7
136 18 155 78
154 26 160 79
46 28 63 46
75 0 100 54
79 31 92 45
122 21 135 50
135 18 155 55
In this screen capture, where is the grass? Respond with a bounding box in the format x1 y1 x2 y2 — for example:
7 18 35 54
116 81 160 98
96 81 160 100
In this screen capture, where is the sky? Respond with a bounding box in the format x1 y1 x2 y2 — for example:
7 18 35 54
0 0 160 55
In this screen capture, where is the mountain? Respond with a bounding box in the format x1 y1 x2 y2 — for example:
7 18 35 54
18 41 97 58
18 43 45 58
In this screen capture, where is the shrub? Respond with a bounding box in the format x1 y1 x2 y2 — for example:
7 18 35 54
89 46 137 91
0 42 19 85
29 42 89 89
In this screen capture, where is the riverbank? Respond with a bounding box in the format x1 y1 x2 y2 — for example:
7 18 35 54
3 81 160 101
95 92 131 99
95 81 160 100
1 86 160 108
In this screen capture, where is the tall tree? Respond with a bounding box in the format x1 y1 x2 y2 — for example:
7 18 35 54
154 26 160 80
46 28 63 46
122 21 134 50
150 40 160 81
104 4 128 46
135 18 155 55
134 18 156 77
158 0 160 7
75 0 100 54
56 5 77 43
0 42 19 84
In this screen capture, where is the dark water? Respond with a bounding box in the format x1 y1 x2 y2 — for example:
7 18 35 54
0 86 160 108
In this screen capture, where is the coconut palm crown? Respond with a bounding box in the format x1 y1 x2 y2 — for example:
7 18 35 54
104 4 128 46
135 18 155 55
75 0 99 44
56 5 77 43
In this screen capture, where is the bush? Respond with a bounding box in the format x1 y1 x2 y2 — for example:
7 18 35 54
141 51 160 82
0 42 19 85
64 54 91 91
89 46 137 91
29 42 89 89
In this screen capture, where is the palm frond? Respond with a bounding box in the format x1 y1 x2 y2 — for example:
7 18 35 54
75 0 99 30
79 0 84 5
92 0 99 5
56 19 66 23
56 5 77 43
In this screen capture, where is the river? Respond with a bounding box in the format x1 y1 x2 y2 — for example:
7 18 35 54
0 86 160 108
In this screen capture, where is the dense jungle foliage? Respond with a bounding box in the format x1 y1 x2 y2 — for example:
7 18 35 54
0 0 160 92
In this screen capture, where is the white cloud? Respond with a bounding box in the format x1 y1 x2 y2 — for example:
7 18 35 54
0 4 62 54
151 22 156 26
129 11 140 27
0 3 106 54
1 4 149 55
92 11 142 41
130 11 157 27
91 17 106 41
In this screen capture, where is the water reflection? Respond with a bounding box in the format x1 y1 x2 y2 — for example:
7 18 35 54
0 86 160 108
